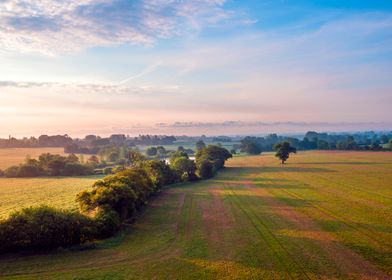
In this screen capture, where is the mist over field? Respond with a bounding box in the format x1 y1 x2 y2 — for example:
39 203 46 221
0 1 391 279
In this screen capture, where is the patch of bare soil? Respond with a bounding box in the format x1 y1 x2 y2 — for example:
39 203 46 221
199 185 236 259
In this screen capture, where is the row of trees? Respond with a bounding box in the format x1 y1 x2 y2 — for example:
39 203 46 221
0 145 232 253
145 146 195 158
0 153 97 177
0 134 177 149
0 135 73 148
241 132 392 155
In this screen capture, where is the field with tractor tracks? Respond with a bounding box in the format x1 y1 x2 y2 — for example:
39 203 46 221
0 151 391 279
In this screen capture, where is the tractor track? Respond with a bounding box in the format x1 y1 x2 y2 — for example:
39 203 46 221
225 186 313 280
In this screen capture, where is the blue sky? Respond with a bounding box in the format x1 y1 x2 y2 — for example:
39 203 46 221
0 0 391 137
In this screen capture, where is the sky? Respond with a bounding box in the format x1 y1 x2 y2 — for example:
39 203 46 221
0 0 391 137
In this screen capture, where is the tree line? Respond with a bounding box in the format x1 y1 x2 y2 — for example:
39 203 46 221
0 134 177 150
240 131 392 154
0 153 97 177
0 145 232 253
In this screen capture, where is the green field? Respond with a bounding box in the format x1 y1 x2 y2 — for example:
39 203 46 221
0 151 392 279
0 147 66 170
0 176 101 219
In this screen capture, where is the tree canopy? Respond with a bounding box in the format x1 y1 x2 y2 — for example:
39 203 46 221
274 141 297 164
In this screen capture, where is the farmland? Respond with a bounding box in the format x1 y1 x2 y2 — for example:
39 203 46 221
0 176 101 219
0 148 66 170
0 151 391 279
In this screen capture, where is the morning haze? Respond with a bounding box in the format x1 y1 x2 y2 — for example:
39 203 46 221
0 1 391 279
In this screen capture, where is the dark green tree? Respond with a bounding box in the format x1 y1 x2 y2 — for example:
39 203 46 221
242 142 262 155
146 147 158 156
197 160 214 179
274 141 297 164
170 156 197 181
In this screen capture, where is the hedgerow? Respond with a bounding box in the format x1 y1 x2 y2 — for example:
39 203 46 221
0 146 231 253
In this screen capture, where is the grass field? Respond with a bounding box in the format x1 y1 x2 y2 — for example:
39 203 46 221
0 176 101 219
0 147 66 170
0 151 391 279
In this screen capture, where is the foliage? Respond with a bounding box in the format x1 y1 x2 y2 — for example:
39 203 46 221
195 145 232 173
0 142 233 253
87 155 100 165
171 156 197 182
77 168 153 221
274 141 297 164
146 147 158 157
1 152 392 277
196 140 206 151
241 131 392 153
0 206 96 252
103 167 113 175
241 140 262 155
142 160 177 188
63 163 94 176
94 207 121 238
3 153 95 178
197 160 214 179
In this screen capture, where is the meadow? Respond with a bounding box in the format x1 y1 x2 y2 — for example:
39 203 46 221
0 176 101 219
0 151 391 279
0 147 66 170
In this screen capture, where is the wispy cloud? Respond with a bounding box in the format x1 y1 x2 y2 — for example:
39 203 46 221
156 121 391 129
0 79 180 95
118 61 163 84
0 0 233 54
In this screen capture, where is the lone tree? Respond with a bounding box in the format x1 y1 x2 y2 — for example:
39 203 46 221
274 141 296 164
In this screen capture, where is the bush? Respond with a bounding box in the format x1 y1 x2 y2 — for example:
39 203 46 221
195 145 232 174
94 208 121 238
3 153 95 178
0 169 4 177
143 160 176 188
17 164 42 177
197 160 214 179
63 163 94 176
103 167 113 175
171 156 197 181
0 206 96 253
77 168 153 221
4 166 20 177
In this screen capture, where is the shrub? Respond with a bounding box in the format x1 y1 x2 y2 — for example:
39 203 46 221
143 160 176 188
103 167 113 175
4 166 20 177
63 163 94 176
171 156 197 181
94 208 121 238
195 145 232 174
77 168 153 221
112 166 125 173
197 160 214 179
3 153 94 178
0 206 96 253
17 164 42 177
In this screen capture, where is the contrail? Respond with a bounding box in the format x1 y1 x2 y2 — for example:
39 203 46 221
118 61 163 85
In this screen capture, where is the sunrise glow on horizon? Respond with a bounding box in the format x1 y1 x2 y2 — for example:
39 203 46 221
1 0 392 137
